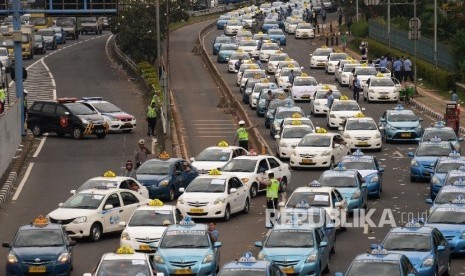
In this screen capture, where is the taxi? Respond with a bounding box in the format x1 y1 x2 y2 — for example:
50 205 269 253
236 63 261 89
228 50 252 72
221 155 291 198
47 187 149 241
216 43 238 63
224 19 243 35
420 121 463 153
280 116 315 132
262 18 279 32
275 123 314 159
3 216 75 276
349 65 378 89
408 138 455 182
425 199 465 254
267 28 286 45
242 77 263 103
340 113 382 151
267 52 290 74
235 29 253 44
83 246 163 276
290 73 318 101
325 53 349 74
216 15 231 30
136 153 199 200
326 96 363 128
284 16 303 34
265 98 295 129
443 167 465 187
191 141 248 173
249 79 279 109
79 97 136 133
270 107 306 138
238 68 266 89
259 41 281 62
379 105 424 142
336 62 361 86
212 35 232 55
275 66 302 91
362 74 400 102
319 165 368 212
341 149 384 198
309 46 333 69
218 252 286 275
119 199 179 254
275 60 300 76
177 170 250 221
426 180 465 210
309 84 341 115
276 204 336 232
290 128 350 169
153 218 222 275
429 153 465 199
295 22 315 39
237 38 259 55
256 88 286 117
335 246 419 276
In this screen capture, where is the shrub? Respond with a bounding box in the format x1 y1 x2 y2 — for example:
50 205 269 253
350 20 369 37
137 62 163 108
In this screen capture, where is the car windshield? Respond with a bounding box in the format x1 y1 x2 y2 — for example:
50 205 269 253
0 48 7 55
387 112 418 122
160 230 209 248
383 233 431 251
343 65 359 72
265 230 314 247
219 15 230 20
37 30 54 36
279 62 299 69
56 18 74 27
445 175 465 185
137 161 171 175
215 37 230 44
282 127 312 138
221 159 256 173
320 175 357 188
289 19 302 24
264 19 278 24
61 193 104 209
356 68 377 75
423 129 457 141
315 91 341 99
347 261 399 275
259 91 283 99
329 54 348 61
219 269 267 276
416 143 451 157
313 49 332 56
14 230 64 247
231 53 250 60
270 55 288 61
77 179 119 192
227 21 242 26
81 17 97 23
287 192 330 207
371 79 394 86
34 35 43 41
342 160 375 170
128 210 174 227
436 162 465 173
64 103 95 115
294 78 317 86
427 208 465 224
220 44 237 51
346 119 378 130
30 17 46 25
96 260 151 276
276 110 303 120
186 177 226 193
299 135 331 147
435 190 465 204
297 24 313 29
261 44 279 50
244 71 264 78
253 34 268 40
332 102 360 111
280 69 302 77
268 29 283 35
91 102 121 113
246 80 259 89
240 41 257 47
195 148 230 162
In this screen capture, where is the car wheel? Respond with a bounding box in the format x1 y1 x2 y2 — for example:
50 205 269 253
243 198 250 214
223 205 231 221
72 127 83 139
89 223 102 242
250 183 258 198
445 259 451 276
32 124 43 137
168 187 175 201
374 188 381 199
410 176 416 182
279 177 287 193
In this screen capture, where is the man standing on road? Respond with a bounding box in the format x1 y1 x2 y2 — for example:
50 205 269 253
0 84 5 114
123 160 137 179
257 170 280 226
353 75 361 102
325 89 335 108
288 69 295 85
403 57 413 82
134 139 151 169
207 222 219 242
338 9 343 26
233 120 258 150
147 101 157 136
393 57 402 81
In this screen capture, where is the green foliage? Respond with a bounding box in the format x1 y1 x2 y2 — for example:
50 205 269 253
137 62 163 108
350 20 369 37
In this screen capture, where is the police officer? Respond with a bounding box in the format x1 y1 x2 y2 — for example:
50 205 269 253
134 139 151 168
257 170 280 224
233 120 258 150
0 84 5 114
123 160 137 179
147 101 157 136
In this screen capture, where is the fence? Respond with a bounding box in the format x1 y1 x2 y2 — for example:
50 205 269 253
368 19 456 71
0 100 21 179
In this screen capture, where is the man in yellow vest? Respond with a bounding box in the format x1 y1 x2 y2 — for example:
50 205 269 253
233 120 258 150
257 170 280 226
147 101 157 136
0 85 5 114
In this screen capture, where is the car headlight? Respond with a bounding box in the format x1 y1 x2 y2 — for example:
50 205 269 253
159 180 169 187
178 197 184 204
375 132 381 138
371 176 379 183
411 160 418 167
57 253 71 263
280 141 288 147
369 89 375 93
214 197 226 205
416 124 422 130
203 254 214 264
330 114 336 118
343 133 351 139
314 101 321 106
422 257 434 267
321 151 331 156
461 232 465 239
7 254 18 264
107 115 118 121
81 119 89 124
154 255 164 264
73 216 87 224
241 178 249 183
305 253 317 263
274 124 281 130
386 124 396 131
121 232 130 240
431 177 440 185
351 190 360 199
257 253 265 260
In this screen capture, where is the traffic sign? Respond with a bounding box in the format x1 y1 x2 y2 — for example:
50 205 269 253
409 17 421 30
408 31 421 40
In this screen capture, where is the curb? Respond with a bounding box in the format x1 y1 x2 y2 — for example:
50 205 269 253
0 172 17 208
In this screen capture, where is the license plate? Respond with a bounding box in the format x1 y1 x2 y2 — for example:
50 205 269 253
281 266 295 274
190 208 204 213
401 133 411 138
29 266 46 273
124 123 132 126
139 244 151 251
95 129 104 133
380 96 389 99
302 158 313 164
318 63 325 66
302 95 310 98
175 268 192 274
357 141 368 145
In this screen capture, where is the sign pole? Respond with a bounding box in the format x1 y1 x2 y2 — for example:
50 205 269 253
13 0 25 136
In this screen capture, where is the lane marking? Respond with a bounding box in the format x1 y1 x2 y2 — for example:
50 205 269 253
32 136 47 158
12 162 34 201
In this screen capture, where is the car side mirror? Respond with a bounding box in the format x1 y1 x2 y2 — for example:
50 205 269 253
378 126 384 130
459 137 464 142
104 204 113 210
83 274 92 276
119 221 126 227
425 198 433 204
255 241 263 247
70 190 76 194
179 187 185 193
230 188 237 193
326 223 334 229
437 245 445 251
58 203 64 207
379 118 386 122
361 183 367 188
319 241 328 248
407 152 414 157
370 244 378 249
333 143 340 148
337 126 343 131
190 157 195 162
69 240 77 246
335 202 342 207
361 107 366 111
214 241 222 248
274 134 280 139
419 117 423 122
64 112 70 115
2 242 10 248
378 167 385 173
309 54 313 56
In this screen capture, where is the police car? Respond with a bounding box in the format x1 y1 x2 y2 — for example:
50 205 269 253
177 170 250 221
336 62 361 86
426 180 465 210
290 73 318 101
362 74 400 103
83 246 164 276
327 96 364 129
224 19 243 35
429 153 465 199
379 105 424 143
290 128 350 169
340 113 382 151
309 84 341 116
218 252 286 275
309 47 333 69
408 138 455 182
79 97 136 132
48 186 149 241
267 53 290 74
325 53 349 74
295 22 315 39
275 123 314 159
341 149 384 198
349 65 378 90
119 199 179 254
379 221 451 276
191 141 248 173
259 42 281 62
3 216 75 276
275 66 302 91
420 121 464 153
228 50 253 72
153 218 222 275
270 107 306 138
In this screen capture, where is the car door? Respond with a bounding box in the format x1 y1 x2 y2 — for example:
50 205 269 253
256 158 270 191
357 172 368 206
234 177 248 209
181 161 197 185
172 162 184 191
120 191 142 222
127 179 149 198
317 227 330 269
102 193 123 232
40 102 57 132
433 229 449 273
227 177 241 213
332 135 345 162
268 157 284 182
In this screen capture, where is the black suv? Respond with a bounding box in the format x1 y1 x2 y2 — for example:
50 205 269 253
27 98 109 139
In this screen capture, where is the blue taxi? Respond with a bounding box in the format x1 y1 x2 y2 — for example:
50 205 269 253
318 165 368 212
265 98 294 129
442 167 465 187
255 222 332 276
341 149 384 199
379 105 423 143
212 35 233 55
425 198 465 254
153 217 221 275
267 28 286 46
216 15 231 30
262 19 279 32
429 152 465 199
270 106 305 138
408 138 454 182
217 43 239 63
426 180 465 209
218 252 286 275
136 153 198 201
335 246 419 276
3 216 75 276
378 221 451 276
420 121 463 153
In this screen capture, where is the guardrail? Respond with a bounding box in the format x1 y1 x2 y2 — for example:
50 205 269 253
113 36 139 76
198 22 272 155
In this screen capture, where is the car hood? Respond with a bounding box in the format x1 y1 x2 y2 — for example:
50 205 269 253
137 174 170 187
12 247 64 260
413 157 438 166
331 111 360 117
357 170 378 179
261 247 313 258
159 248 210 260
102 112 134 120
48 208 95 220
345 130 379 136
125 226 167 240
191 161 227 171
388 121 420 128
292 86 318 94
77 114 105 122
181 192 223 202
335 187 358 199
295 147 331 154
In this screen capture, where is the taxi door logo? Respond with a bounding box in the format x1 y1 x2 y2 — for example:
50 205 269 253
60 116 68 128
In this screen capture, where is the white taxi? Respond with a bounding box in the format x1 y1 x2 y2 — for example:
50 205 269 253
275 123 314 159
236 62 261 87
309 84 341 115
275 66 302 91
290 73 318 101
237 38 258 54
235 29 253 43
47 187 149 241
249 79 278 109
309 47 333 69
221 155 291 198
228 50 253 72
276 60 300 76
224 19 243 35
295 22 315 39
336 62 361 86
284 17 303 34
340 113 382 150
119 199 179 254
190 141 248 173
267 53 290 74
349 65 378 90
238 69 266 89
327 96 363 128
259 42 281 62
177 170 250 221
325 52 349 74
289 128 350 169
362 74 400 103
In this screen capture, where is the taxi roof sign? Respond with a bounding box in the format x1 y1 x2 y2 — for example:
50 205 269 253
334 163 347 171
430 136 442 143
148 199 164 206
449 151 460 158
278 93 287 100
452 179 465 186
352 148 364 157
238 252 257 263
315 127 327 134
209 169 222 175
404 219 422 228
371 245 389 255
354 112 365 118
218 141 229 147
103 171 116 177
308 180 322 187
158 151 170 160
340 95 349 100
300 73 308 77
451 195 465 204
291 113 302 118
375 73 384 77
291 120 302 125
179 216 196 226
32 215 49 227
116 246 135 254
434 121 445 128
393 104 404 111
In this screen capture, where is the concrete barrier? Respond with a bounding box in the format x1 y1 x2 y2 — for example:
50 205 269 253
0 172 17 208
0 100 21 179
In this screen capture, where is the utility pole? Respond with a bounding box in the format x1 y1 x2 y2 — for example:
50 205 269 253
156 0 161 77
387 0 391 48
434 0 438 68
356 0 359 21
413 0 418 96
165 0 170 140
12 0 25 136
